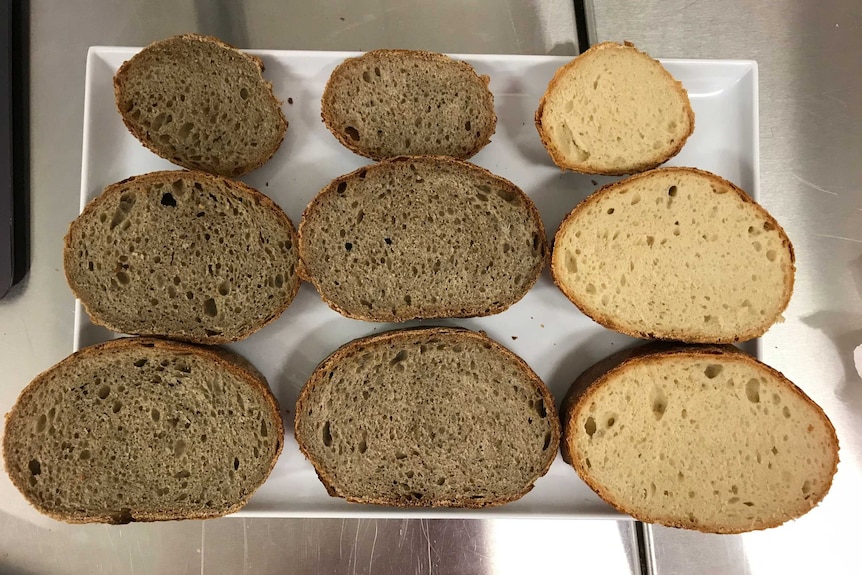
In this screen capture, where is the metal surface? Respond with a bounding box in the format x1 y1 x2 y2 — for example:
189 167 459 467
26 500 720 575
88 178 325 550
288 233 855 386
0 1 642 574
590 0 862 573
1 0 859 573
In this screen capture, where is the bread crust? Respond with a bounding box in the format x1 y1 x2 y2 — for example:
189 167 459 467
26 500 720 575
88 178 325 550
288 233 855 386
297 156 549 321
2 337 284 524
64 170 301 344
550 167 796 343
294 327 561 508
113 33 287 177
560 343 839 533
534 41 695 175
321 49 496 160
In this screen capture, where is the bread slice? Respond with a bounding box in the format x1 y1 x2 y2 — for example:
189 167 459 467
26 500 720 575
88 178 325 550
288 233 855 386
561 343 838 533
551 167 794 343
3 337 283 523
321 50 496 160
295 327 560 507
114 34 286 177
64 170 300 344
535 42 694 175
298 156 547 322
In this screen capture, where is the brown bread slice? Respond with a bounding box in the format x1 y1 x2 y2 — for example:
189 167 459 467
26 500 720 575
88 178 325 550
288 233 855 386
64 170 300 344
298 157 548 322
551 167 794 343
321 50 496 159
561 343 839 533
295 327 560 508
114 33 286 177
3 337 283 523
535 41 694 175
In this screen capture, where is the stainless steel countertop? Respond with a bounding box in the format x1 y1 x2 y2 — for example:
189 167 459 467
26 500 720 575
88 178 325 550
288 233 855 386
1 0 859 573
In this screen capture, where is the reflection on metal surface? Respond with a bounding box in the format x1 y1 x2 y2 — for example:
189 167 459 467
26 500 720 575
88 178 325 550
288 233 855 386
489 520 639 575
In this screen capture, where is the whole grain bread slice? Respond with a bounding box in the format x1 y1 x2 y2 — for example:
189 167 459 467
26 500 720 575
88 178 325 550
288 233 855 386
3 337 284 524
295 327 560 508
561 343 838 533
64 170 300 344
298 156 548 322
114 33 286 177
321 50 496 159
535 41 694 175
551 167 794 343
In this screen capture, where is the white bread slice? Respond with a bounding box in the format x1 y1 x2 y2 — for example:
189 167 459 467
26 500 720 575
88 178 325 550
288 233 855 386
561 343 838 533
551 168 794 343
295 327 559 507
3 338 283 523
535 42 694 174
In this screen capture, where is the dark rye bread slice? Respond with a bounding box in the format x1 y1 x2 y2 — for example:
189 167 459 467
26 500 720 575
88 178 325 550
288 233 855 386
535 42 694 175
64 171 300 344
295 327 560 507
551 168 794 343
321 50 496 160
3 338 283 523
298 157 548 322
114 34 286 177
561 343 838 533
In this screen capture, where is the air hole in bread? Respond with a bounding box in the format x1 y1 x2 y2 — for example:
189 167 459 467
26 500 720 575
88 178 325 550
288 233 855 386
322 421 333 447
651 387 667 420
704 364 723 379
584 416 597 436
160 192 177 207
345 126 361 141
746 378 761 403
668 185 678 197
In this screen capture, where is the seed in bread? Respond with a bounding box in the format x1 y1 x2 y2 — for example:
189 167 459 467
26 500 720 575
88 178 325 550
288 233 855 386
560 343 838 533
298 157 547 321
551 167 794 343
114 34 286 177
321 50 496 160
535 41 694 175
295 327 560 507
3 338 283 524
64 170 300 344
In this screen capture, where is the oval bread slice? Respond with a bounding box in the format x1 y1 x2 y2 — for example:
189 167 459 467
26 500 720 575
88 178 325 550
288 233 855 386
321 50 496 159
295 327 560 507
299 157 548 321
64 170 300 344
114 34 286 177
3 338 284 523
551 167 794 343
535 42 694 174
561 343 838 533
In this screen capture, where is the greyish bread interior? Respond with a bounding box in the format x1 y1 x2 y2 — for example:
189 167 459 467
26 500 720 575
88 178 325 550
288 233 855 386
535 41 694 174
561 343 839 533
114 33 286 176
551 167 794 343
321 50 496 159
294 327 560 507
299 157 547 321
3 338 283 523
64 170 300 344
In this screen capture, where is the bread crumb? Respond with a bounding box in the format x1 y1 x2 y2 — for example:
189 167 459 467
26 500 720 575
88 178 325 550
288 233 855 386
287 97 293 105
591 179 598 186
540 324 545 328
511 336 518 340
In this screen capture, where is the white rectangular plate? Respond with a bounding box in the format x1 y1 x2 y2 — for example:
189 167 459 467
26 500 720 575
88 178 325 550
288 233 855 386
78 48 758 518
